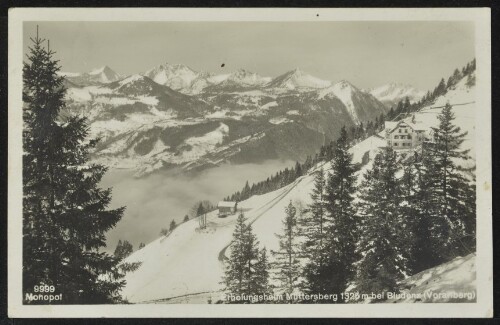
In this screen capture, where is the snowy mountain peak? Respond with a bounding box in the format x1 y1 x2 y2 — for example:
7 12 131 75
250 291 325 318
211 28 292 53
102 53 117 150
333 80 358 91
89 65 111 75
369 83 425 107
87 66 121 83
58 65 121 84
162 62 197 73
118 74 147 85
370 82 419 94
232 68 255 77
225 69 271 86
316 80 386 124
266 68 331 90
204 73 229 84
284 67 307 78
106 74 168 98
142 63 200 91
317 80 360 99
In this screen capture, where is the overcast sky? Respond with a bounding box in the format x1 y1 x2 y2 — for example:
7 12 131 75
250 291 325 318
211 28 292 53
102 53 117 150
23 21 474 90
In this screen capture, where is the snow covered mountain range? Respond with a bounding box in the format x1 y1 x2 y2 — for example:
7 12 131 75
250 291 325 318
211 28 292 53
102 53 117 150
59 65 122 85
265 68 331 91
120 72 476 303
61 63 422 176
368 83 425 108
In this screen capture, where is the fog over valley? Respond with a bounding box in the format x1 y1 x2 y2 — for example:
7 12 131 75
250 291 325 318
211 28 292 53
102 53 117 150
100 159 294 253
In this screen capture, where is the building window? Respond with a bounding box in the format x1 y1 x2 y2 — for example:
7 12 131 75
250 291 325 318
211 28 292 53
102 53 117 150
394 143 398 146
395 135 399 139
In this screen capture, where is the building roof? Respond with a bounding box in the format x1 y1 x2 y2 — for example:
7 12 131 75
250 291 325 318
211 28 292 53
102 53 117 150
218 201 237 208
385 120 427 134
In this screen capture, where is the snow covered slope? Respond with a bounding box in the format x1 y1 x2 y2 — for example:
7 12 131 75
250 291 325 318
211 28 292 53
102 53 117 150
413 73 476 158
119 72 476 303
316 80 387 124
388 254 476 303
121 170 317 303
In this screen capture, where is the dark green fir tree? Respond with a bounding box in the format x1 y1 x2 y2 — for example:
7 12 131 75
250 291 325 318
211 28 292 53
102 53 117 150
355 147 406 297
272 201 301 298
223 213 267 302
253 248 271 297
114 240 134 260
300 168 328 297
402 149 445 273
322 126 360 302
170 219 177 231
23 29 125 304
428 103 476 259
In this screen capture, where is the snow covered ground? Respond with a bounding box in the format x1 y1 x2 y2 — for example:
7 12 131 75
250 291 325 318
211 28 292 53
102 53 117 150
120 74 476 304
121 175 316 303
388 254 476 303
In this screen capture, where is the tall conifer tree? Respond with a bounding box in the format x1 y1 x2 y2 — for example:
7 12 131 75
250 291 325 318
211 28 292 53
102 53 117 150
23 30 125 304
403 149 445 273
427 103 476 258
223 213 250 298
355 147 406 296
272 201 301 297
253 248 271 296
323 126 359 302
301 168 328 295
223 213 268 302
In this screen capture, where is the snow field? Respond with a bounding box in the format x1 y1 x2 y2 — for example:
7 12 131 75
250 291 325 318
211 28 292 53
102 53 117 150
387 254 476 303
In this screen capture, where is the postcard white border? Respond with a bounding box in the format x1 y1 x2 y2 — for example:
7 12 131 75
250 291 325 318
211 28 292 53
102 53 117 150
8 7 492 318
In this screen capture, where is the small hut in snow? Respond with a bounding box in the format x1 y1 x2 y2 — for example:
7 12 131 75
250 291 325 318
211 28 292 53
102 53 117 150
217 201 237 218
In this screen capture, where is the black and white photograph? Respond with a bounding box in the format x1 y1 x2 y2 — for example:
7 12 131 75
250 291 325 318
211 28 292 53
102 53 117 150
8 8 492 318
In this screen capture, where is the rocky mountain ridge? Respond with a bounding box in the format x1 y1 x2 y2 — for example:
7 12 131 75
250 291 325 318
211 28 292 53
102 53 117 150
61 64 404 176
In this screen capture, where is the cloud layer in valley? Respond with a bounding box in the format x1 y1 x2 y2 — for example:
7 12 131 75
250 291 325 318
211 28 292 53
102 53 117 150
100 160 293 253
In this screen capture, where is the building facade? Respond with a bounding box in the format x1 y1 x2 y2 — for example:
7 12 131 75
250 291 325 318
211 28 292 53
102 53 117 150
385 120 427 149
217 201 237 217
